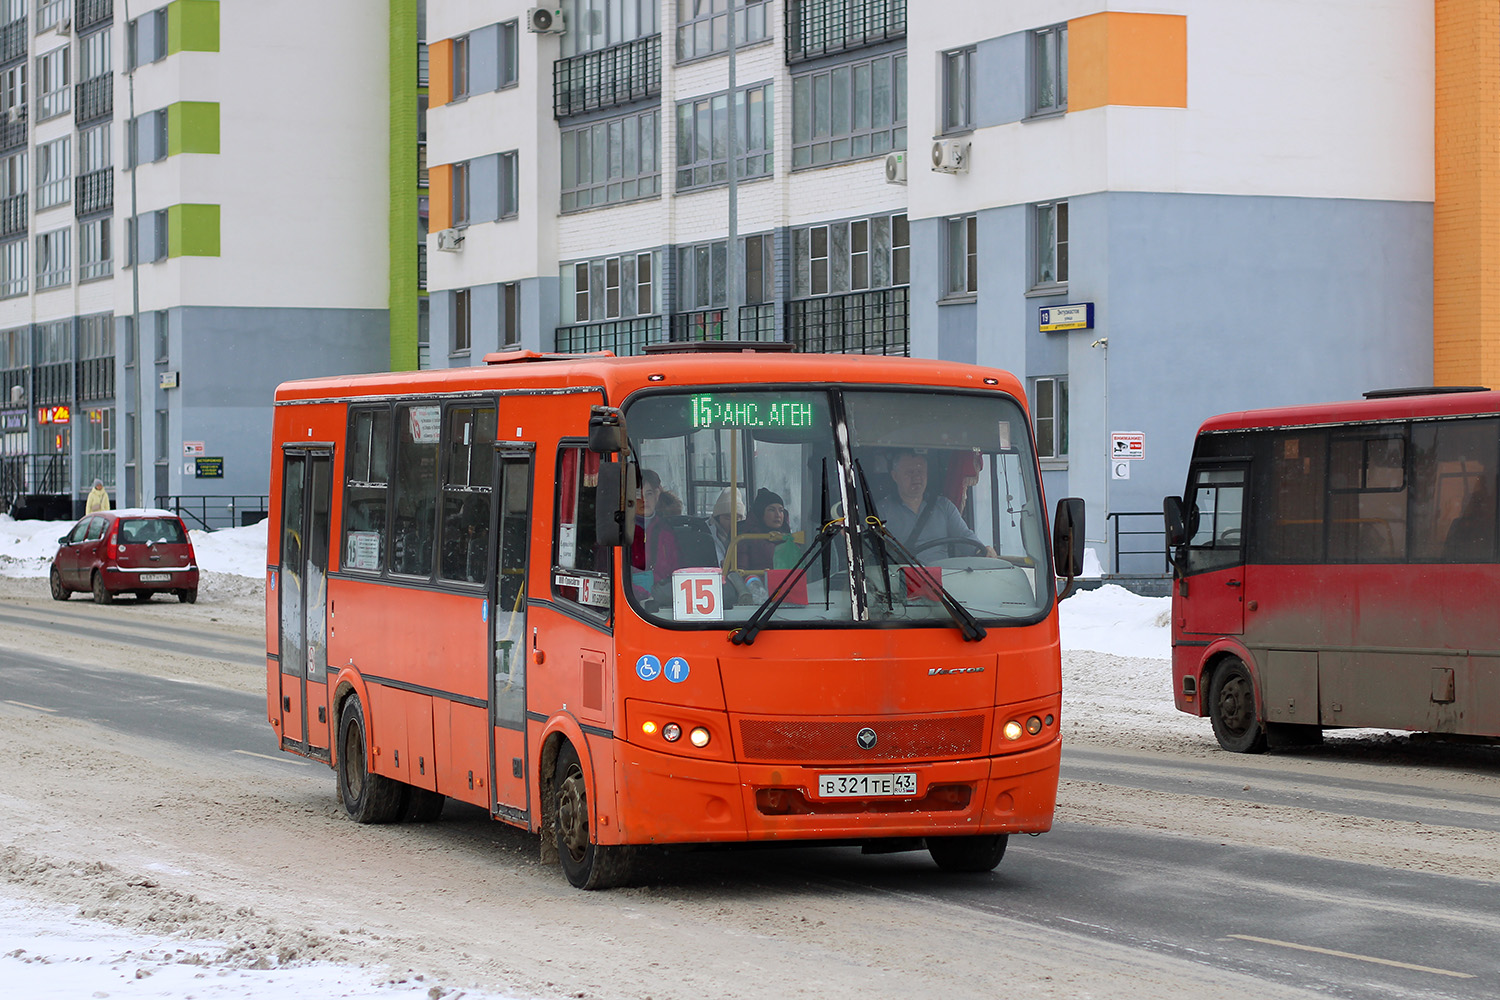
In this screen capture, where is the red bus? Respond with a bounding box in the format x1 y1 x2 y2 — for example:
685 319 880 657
1164 386 1500 753
267 349 1084 887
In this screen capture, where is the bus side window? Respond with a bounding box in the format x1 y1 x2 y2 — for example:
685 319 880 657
1409 417 1500 563
553 444 611 613
1186 467 1245 574
391 403 441 577
342 406 391 573
439 405 496 585
1328 429 1407 563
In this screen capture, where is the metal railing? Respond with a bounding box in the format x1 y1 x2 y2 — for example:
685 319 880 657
0 19 23 66
554 34 661 118
155 494 271 531
785 286 908 355
0 192 24 238
77 0 114 33
33 361 71 405
75 73 112 125
76 167 112 216
1108 511 1171 577
786 0 906 63
0 117 26 153
669 303 776 343
76 355 113 400
554 316 664 356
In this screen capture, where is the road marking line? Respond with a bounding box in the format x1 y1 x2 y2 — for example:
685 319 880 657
4 700 57 713
232 750 312 766
1227 934 1474 979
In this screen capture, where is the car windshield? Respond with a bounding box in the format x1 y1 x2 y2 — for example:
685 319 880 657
118 518 187 544
624 387 1052 629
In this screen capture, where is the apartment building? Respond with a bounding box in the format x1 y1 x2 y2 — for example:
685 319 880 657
0 0 391 518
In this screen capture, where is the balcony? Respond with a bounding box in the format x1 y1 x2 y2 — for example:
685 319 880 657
668 304 777 343
554 35 661 119
555 315 664 356
77 356 114 401
0 115 26 153
0 193 24 238
34 362 72 405
77 0 115 33
785 286 909 355
75 74 113 126
0 19 22 66
76 168 113 216
786 0 906 63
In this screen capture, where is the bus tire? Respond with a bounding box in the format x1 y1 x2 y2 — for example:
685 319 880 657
402 786 446 823
336 696 404 823
1209 658 1267 754
554 742 633 889
926 834 1008 873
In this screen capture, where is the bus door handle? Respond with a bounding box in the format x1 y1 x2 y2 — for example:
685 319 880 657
1225 579 1242 587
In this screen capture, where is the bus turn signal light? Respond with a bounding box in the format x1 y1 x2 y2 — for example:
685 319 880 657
642 721 657 736
689 726 710 748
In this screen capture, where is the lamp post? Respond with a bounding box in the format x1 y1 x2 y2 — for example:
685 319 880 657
124 0 143 507
724 0 739 340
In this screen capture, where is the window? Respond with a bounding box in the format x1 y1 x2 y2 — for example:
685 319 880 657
1186 466 1246 574
452 287 471 353
128 109 167 166
1328 429 1409 563
0 238 24 297
82 406 114 490
552 444 611 614
451 159 469 226
154 309 168 360
563 251 658 323
35 226 68 288
944 215 977 297
499 150 518 218
0 150 23 196
560 109 660 211
80 26 111 81
36 0 64 31
942 47 973 133
439 405 496 584
499 20 519 87
0 0 24 23
792 213 906 298
80 216 111 280
677 0 769 62
1031 24 1067 116
0 63 25 118
675 82 773 190
152 207 167 261
342 406 393 573
391 402 441 577
1032 377 1068 459
79 121 110 174
791 53 905 168
743 233 773 303
1409 418 1500 563
501 282 520 347
562 0 659 57
676 240 726 313
1034 200 1067 286
452 34 469 100
35 44 69 120
154 407 168 462
636 251 653 314
120 315 136 367
35 135 67 208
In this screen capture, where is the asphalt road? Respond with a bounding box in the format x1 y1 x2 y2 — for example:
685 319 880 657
2 615 1498 999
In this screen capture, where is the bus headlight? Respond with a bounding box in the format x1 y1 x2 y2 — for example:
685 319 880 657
689 726 710 748
662 723 682 742
1003 720 1023 741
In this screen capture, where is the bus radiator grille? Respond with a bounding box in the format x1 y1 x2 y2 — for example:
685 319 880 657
737 716 985 763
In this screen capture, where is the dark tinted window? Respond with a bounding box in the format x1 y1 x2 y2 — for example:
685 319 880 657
84 516 106 541
439 405 496 584
118 518 187 544
1410 417 1499 563
1251 429 1327 563
391 403 441 577
343 406 391 574
1327 426 1407 562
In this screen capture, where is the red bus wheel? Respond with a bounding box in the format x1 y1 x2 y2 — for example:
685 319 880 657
554 742 633 889
336 697 404 823
1209 659 1267 754
927 834 1008 872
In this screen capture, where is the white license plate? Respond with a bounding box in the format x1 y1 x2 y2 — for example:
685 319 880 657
816 772 918 798
139 573 171 582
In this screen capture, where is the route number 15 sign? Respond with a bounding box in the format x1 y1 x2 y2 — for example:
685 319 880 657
672 568 724 621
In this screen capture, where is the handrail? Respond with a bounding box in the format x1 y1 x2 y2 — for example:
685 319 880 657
154 494 270 532
1108 510 1170 577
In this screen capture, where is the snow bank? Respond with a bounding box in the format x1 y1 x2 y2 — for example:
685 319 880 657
1059 583 1172 659
0 515 268 580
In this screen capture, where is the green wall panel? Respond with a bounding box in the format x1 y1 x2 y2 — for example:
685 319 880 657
167 102 220 156
168 0 221 55
168 203 221 257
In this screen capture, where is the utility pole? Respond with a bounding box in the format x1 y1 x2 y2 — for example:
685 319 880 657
125 0 144 506
724 0 739 340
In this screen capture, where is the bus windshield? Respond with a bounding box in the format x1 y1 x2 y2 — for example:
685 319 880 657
625 387 1052 629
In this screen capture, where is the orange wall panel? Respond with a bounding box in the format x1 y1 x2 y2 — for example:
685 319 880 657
1068 12 1188 112
430 164 452 232
429 38 452 107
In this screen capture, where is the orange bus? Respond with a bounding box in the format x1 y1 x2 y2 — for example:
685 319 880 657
267 348 1084 888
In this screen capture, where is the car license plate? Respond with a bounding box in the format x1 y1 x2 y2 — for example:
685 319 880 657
139 573 171 582
816 772 918 798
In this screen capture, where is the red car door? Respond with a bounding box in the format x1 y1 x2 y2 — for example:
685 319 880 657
55 518 89 587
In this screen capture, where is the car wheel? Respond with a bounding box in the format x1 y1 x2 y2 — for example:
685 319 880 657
91 572 113 605
49 566 70 601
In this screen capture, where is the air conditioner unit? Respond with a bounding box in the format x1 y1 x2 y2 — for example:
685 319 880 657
526 7 566 33
931 139 970 174
6 105 23 123
883 151 907 185
55 17 71 34
435 228 465 252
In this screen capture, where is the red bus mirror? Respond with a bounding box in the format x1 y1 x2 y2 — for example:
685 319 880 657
1163 496 1187 547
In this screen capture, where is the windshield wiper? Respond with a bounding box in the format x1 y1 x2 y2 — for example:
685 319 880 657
860 516 988 642
729 518 845 647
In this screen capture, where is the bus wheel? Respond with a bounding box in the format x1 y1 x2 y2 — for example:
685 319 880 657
1209 659 1267 754
927 834 1008 873
336 697 404 823
554 742 632 889
402 786 446 823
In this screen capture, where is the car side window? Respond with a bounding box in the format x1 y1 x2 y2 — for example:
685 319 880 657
66 521 90 544
85 517 106 541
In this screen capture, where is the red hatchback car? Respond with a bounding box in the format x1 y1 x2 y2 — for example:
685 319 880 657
50 509 200 604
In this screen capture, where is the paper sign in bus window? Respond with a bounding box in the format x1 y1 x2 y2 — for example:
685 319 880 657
672 568 724 621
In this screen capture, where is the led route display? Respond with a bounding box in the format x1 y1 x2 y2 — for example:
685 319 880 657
690 394 816 429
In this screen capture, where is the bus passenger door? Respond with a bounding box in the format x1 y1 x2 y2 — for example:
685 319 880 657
489 445 534 823
1181 463 1247 637
277 448 334 760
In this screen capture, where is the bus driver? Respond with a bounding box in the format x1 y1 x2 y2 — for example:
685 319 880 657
879 449 996 559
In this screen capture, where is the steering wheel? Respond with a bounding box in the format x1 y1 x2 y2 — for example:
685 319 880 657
912 535 988 557
1218 529 1242 546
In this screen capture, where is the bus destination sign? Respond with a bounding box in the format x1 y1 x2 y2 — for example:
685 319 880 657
691 394 814 429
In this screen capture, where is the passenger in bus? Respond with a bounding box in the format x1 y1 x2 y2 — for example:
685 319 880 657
739 488 799 570
630 469 664 572
879 449 995 559
1443 482 1496 559
631 470 683 593
709 488 746 564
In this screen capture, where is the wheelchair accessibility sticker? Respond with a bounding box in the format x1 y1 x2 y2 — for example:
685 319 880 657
635 654 663 681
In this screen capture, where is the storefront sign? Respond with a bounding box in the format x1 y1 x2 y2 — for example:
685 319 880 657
36 405 69 424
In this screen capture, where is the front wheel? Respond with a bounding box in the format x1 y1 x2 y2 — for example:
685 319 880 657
336 697 405 823
927 834 1008 872
554 742 633 889
1209 658 1267 753
49 566 69 601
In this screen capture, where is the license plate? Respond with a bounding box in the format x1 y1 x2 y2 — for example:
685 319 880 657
816 772 918 798
139 573 171 582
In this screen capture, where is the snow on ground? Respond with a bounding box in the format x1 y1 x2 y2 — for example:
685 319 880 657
1 515 1185 998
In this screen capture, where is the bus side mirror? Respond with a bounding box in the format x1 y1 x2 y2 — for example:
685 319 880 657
1052 497 1085 579
588 406 626 454
1164 496 1187 547
593 459 637 549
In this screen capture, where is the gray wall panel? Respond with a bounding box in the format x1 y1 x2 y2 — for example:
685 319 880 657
974 32 1028 129
470 154 500 223
469 24 500 94
937 301 977 364
470 282 500 359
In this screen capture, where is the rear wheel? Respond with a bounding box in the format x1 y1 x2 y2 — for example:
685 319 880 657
401 786 446 822
91 572 112 605
48 566 69 601
177 588 198 604
1209 658 1267 753
135 591 151 602
336 697 404 823
554 742 633 889
927 834 1008 872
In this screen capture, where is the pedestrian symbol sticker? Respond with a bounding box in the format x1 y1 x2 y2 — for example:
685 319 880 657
636 654 663 681
664 657 690 683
